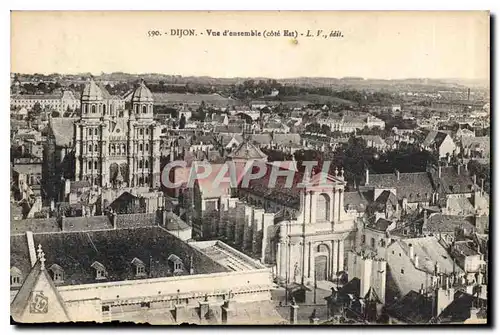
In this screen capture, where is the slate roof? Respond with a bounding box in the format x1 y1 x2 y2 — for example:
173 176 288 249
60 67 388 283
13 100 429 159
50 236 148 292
50 117 78 147
10 227 204 287
367 172 434 203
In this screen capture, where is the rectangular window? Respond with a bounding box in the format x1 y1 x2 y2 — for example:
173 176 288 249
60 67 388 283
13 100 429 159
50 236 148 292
401 269 404 274
137 265 145 275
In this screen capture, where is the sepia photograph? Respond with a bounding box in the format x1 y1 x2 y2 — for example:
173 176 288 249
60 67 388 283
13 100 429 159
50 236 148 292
9 10 490 326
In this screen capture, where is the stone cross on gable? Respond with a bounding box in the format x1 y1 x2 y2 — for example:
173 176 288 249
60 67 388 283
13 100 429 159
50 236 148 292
39 251 46 270
37 244 43 260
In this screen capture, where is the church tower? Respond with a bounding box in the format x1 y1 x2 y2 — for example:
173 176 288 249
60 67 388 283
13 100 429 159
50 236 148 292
75 77 106 185
127 79 161 188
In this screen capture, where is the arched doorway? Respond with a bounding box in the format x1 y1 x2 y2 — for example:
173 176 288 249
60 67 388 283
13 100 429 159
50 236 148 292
315 255 328 281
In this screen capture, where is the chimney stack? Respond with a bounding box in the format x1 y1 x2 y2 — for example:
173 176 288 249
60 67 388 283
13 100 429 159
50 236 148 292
221 299 234 324
409 243 414 260
419 283 424 295
438 166 442 178
365 168 369 185
174 304 186 323
396 170 400 181
289 303 299 324
111 211 117 229
457 164 461 175
199 298 210 319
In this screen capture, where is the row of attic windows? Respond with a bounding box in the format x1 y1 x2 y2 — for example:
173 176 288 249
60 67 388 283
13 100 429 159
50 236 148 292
10 255 185 286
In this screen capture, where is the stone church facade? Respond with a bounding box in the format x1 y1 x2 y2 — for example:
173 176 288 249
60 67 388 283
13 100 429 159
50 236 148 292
73 78 161 189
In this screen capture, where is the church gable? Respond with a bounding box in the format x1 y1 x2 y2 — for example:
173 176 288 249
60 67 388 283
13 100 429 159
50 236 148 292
11 252 71 323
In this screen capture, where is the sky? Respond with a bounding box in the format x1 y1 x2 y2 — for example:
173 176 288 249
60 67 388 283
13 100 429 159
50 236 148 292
11 11 490 80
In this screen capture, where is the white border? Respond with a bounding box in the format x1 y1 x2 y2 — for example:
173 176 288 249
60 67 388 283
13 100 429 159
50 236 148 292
2 1 498 334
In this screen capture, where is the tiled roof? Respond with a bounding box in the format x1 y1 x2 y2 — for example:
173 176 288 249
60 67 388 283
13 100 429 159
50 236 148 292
62 216 113 232
11 218 60 235
367 172 434 202
272 133 301 145
422 130 450 148
344 191 369 212
386 290 433 323
423 213 475 234
70 180 91 193
429 166 477 194
50 117 77 147
228 141 267 160
399 237 463 275
437 291 487 323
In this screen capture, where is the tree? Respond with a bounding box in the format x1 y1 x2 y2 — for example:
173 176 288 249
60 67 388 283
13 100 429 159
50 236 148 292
179 114 186 129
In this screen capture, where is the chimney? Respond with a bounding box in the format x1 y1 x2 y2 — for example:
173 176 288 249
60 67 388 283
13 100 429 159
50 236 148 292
111 211 117 229
467 88 471 101
174 304 186 323
434 261 440 276
409 243 414 260
221 300 234 324
290 304 299 324
480 178 484 194
365 168 369 185
414 255 419 268
419 283 424 295
60 214 66 231
477 272 484 285
434 284 455 317
198 299 210 319
438 166 442 178
473 174 477 185
396 170 400 181
457 164 461 175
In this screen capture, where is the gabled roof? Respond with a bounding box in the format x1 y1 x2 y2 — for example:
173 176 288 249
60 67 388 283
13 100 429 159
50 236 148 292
422 130 451 148
437 291 487 324
364 287 382 303
10 260 71 323
366 172 434 203
49 117 77 147
227 141 267 160
386 290 433 324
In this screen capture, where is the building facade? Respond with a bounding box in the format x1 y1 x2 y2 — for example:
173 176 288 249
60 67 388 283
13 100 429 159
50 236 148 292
73 78 162 189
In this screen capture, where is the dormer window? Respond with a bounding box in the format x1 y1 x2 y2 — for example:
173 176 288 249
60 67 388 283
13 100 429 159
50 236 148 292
49 264 64 284
131 257 146 277
91 261 107 280
168 254 184 274
10 267 22 287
